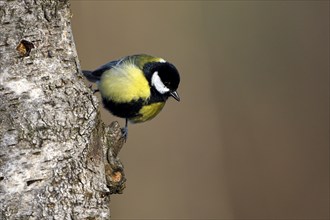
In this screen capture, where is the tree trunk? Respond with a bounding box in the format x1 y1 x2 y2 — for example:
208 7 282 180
0 1 125 219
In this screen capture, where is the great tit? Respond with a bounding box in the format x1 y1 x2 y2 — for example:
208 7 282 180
83 54 180 140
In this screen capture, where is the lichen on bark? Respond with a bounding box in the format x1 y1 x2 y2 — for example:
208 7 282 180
0 1 125 219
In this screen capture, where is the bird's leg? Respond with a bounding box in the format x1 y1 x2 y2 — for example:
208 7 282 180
121 118 128 142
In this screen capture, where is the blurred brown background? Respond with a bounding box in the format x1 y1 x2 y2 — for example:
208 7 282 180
70 1 329 219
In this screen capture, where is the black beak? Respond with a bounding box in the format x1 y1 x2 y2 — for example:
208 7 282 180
170 91 180 102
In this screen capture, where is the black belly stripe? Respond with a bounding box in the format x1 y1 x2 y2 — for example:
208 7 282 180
102 98 143 119
102 88 168 119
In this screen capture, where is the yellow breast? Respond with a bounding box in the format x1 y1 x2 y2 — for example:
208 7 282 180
130 102 165 123
99 63 150 102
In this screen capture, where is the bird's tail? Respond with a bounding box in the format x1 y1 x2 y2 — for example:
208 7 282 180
82 70 101 83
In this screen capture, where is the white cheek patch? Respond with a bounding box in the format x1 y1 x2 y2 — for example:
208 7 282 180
151 71 170 94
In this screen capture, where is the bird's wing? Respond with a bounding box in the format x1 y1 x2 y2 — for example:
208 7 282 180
82 59 123 83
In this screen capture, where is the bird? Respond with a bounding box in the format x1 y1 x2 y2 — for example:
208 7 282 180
82 54 180 140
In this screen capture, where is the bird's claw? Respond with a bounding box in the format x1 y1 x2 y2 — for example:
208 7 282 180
121 127 128 142
88 84 99 94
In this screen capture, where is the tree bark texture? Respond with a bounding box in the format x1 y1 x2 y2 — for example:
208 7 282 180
0 1 125 219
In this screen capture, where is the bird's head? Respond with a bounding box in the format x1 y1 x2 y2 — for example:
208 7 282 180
144 60 180 101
